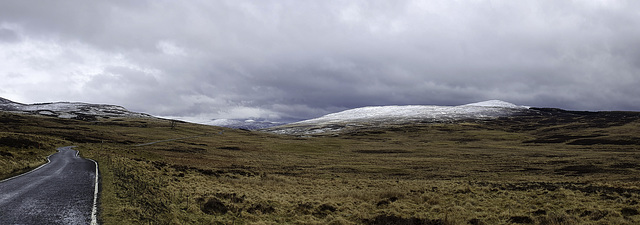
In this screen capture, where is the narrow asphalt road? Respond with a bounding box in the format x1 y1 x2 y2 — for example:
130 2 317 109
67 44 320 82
0 146 98 225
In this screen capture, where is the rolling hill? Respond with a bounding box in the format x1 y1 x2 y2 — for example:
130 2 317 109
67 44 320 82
2 98 640 224
264 100 533 135
0 97 152 120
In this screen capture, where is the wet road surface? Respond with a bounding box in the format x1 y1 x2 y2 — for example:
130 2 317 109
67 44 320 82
0 146 98 224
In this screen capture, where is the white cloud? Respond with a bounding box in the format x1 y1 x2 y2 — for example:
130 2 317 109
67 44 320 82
156 40 186 56
0 28 159 105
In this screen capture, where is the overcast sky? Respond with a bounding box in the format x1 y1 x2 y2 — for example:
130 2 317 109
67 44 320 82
1 0 639 122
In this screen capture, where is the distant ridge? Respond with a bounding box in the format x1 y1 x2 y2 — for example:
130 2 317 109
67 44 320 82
263 100 532 135
292 100 527 125
204 119 286 130
0 97 152 121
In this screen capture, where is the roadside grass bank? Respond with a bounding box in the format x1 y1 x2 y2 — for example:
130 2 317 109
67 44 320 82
0 126 65 180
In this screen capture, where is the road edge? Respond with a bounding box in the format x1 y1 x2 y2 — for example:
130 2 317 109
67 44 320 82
0 148 56 183
70 146 99 225
87 157 100 225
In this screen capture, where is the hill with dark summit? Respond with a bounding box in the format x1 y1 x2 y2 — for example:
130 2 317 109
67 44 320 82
0 97 152 121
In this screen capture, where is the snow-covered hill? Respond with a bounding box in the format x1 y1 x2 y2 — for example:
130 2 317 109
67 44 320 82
0 97 152 120
263 100 531 135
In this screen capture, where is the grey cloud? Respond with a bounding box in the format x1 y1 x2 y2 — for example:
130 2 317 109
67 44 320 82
0 27 19 42
2 0 640 121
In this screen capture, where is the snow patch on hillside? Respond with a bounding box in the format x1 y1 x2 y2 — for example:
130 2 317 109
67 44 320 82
464 100 522 108
264 100 530 135
294 100 527 125
0 97 152 120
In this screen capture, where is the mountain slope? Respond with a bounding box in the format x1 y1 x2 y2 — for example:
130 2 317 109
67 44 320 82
0 97 152 120
264 100 532 135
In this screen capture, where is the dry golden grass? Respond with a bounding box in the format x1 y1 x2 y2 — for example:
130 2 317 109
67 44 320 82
2 111 640 224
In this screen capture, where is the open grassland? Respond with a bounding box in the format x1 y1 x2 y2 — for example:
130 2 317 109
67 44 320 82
1 111 640 224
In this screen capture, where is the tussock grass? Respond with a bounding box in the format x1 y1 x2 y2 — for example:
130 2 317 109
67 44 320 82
2 111 640 224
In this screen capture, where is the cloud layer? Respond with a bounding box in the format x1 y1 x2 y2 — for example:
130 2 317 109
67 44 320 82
2 0 639 121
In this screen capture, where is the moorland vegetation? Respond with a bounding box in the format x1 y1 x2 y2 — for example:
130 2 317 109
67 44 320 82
1 109 640 224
